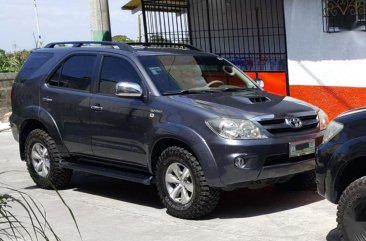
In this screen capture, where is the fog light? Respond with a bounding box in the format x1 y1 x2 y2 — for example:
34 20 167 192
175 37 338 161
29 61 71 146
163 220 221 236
234 156 247 169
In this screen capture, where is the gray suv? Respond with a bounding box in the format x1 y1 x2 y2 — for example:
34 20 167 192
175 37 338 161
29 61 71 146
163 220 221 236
10 41 328 219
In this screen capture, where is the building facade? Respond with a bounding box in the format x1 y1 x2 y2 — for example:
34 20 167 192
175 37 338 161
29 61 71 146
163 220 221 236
123 0 366 119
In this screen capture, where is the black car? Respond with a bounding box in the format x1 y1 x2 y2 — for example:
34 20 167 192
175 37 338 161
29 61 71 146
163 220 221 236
316 107 366 241
11 41 327 219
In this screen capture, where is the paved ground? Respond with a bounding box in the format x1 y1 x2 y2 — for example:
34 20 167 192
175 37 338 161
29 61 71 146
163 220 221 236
0 130 340 241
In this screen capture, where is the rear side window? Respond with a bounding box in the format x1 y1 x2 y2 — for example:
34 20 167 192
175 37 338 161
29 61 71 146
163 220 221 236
49 55 96 91
16 52 53 83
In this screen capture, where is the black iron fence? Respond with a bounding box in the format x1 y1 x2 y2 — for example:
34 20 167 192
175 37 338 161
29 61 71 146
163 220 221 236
141 0 288 72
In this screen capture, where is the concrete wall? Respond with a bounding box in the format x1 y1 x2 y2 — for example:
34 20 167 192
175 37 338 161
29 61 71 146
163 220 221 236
284 0 366 87
0 73 16 122
284 0 366 119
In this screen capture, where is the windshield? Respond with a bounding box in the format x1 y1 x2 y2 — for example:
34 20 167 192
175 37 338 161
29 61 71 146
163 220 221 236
139 55 258 95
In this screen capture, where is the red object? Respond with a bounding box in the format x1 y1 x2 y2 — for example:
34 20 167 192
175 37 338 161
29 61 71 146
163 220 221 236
291 85 366 120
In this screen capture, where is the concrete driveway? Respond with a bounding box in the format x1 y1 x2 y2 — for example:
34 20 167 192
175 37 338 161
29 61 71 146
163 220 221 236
0 130 340 241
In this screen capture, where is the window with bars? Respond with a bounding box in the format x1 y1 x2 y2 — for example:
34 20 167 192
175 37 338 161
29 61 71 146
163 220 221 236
323 0 366 32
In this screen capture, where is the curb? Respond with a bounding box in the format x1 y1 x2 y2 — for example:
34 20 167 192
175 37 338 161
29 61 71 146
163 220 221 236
0 122 11 132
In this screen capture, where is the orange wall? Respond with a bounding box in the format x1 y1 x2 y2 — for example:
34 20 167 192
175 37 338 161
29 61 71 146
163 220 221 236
291 85 366 120
246 72 287 96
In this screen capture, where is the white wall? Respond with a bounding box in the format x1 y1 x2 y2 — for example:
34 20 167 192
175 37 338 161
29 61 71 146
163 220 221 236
284 0 366 87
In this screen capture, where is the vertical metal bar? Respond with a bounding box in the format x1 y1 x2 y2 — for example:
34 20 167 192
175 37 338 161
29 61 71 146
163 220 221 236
281 0 290 96
141 0 149 43
187 0 194 45
170 2 175 42
255 7 262 62
205 0 213 52
162 2 168 41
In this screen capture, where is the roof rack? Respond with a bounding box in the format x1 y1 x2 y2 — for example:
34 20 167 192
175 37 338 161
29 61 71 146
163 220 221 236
127 42 202 52
44 41 135 52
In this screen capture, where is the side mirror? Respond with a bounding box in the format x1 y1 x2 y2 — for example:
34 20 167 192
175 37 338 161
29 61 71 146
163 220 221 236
115 82 143 98
255 78 265 88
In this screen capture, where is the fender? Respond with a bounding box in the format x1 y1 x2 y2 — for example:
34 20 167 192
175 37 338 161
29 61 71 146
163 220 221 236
148 123 222 187
19 105 68 156
327 136 366 201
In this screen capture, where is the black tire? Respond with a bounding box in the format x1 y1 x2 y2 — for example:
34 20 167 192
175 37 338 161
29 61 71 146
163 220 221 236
25 129 72 189
276 170 316 191
156 146 221 219
337 177 366 241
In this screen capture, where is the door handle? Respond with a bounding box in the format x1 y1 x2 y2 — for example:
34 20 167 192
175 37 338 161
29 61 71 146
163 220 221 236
91 105 103 112
42 97 53 103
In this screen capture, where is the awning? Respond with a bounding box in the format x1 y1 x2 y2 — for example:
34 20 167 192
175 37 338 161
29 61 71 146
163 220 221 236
122 0 188 11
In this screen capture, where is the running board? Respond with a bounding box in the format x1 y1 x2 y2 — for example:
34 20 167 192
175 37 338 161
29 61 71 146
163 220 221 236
59 161 153 185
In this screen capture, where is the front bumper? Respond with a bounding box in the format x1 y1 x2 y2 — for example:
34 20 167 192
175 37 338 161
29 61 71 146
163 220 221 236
204 131 324 188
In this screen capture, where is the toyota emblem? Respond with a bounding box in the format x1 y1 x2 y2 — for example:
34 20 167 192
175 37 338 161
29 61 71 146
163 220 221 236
285 118 303 129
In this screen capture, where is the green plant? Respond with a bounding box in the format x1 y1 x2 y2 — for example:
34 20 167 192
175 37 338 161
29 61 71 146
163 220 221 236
112 35 135 43
0 51 30 73
0 174 82 241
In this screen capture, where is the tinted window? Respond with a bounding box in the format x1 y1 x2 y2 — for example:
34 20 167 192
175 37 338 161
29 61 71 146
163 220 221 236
139 55 257 94
16 52 53 83
48 67 61 87
99 56 141 95
57 55 96 91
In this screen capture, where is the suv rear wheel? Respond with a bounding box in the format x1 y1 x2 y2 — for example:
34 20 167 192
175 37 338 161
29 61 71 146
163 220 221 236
337 177 366 241
25 129 72 189
156 146 220 219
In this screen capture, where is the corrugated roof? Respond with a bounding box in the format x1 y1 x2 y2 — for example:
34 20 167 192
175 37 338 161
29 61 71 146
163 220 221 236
122 0 141 10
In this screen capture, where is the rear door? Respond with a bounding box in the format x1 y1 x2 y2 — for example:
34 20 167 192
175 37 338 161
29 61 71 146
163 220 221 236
90 55 152 167
40 54 97 155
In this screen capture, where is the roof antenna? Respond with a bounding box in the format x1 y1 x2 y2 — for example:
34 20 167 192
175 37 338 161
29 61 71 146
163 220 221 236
33 0 43 48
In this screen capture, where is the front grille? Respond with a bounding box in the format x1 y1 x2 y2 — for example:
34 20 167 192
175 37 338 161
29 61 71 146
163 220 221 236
258 115 318 134
264 153 315 166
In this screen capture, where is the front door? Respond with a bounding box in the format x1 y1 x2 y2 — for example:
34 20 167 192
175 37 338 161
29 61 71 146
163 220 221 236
90 55 152 167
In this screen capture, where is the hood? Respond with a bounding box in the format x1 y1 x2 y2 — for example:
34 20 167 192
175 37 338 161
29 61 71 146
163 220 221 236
168 90 318 119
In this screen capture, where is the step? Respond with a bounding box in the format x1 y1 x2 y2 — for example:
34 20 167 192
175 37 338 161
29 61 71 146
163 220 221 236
59 161 153 185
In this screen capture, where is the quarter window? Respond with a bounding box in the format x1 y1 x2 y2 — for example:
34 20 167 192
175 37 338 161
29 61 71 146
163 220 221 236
49 55 96 91
99 56 141 95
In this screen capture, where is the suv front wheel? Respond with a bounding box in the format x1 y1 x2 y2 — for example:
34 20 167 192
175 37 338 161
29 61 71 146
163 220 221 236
25 129 72 189
156 146 220 219
337 177 366 241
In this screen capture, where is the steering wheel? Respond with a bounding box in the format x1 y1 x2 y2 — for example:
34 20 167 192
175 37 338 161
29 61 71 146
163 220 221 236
205 80 225 88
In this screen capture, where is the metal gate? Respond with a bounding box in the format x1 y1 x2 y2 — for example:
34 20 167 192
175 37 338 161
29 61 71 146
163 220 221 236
141 0 289 94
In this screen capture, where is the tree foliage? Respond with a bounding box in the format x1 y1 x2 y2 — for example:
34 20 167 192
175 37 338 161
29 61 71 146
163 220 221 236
112 35 135 43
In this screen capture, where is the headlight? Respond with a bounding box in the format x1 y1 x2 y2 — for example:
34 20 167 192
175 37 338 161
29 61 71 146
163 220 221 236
206 118 267 139
318 109 329 131
322 121 343 143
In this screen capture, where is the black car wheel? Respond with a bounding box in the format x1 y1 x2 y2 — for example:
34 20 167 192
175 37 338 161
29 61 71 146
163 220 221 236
337 177 366 241
25 129 72 189
156 146 221 219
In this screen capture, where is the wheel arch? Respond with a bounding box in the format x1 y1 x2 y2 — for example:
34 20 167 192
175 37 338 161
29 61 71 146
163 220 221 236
19 108 66 160
335 156 366 202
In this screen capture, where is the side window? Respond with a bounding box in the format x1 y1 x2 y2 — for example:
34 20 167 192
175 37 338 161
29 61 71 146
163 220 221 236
16 52 53 83
99 56 142 95
49 55 96 91
48 67 61 87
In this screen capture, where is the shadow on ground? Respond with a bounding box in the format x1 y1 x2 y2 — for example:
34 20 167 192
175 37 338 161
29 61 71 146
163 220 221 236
57 171 325 219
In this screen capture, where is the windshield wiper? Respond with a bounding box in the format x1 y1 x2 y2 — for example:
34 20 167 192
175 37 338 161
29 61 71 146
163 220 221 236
220 87 256 92
163 89 221 96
